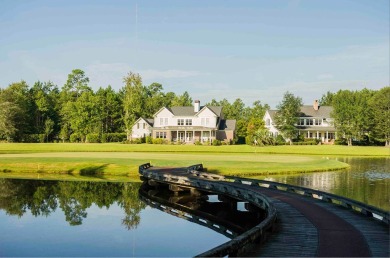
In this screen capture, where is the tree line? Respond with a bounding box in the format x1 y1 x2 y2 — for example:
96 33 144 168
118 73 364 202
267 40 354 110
0 69 388 146
0 69 269 143
273 88 390 146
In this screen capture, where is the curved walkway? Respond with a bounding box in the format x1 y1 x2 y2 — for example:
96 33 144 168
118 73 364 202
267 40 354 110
139 164 390 257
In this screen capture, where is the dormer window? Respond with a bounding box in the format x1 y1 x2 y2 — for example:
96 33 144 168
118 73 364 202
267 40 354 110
177 119 184 126
185 119 192 126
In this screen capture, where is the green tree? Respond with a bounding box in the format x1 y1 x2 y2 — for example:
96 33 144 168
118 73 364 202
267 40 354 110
171 91 192 106
69 90 99 141
44 118 55 142
0 81 34 141
369 87 390 146
31 81 60 136
331 89 374 146
319 91 335 106
96 86 123 134
122 72 145 139
0 101 21 141
274 91 302 144
59 69 91 141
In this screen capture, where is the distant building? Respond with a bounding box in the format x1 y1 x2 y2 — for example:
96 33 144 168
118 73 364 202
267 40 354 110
132 100 236 143
264 100 336 143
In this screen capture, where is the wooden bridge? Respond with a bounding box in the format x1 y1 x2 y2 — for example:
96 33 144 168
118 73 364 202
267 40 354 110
139 163 390 257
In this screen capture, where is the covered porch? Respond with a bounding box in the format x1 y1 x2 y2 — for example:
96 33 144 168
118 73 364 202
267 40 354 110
171 130 216 143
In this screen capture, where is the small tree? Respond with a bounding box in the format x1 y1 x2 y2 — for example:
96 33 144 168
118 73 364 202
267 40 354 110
274 92 302 145
369 87 390 146
44 118 55 142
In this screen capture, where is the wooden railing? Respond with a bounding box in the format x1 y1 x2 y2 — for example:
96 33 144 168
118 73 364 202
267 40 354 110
226 176 389 225
139 163 389 256
139 163 278 257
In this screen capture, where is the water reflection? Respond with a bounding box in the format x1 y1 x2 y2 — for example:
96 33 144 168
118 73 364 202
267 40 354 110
139 181 266 238
251 157 390 211
0 179 146 228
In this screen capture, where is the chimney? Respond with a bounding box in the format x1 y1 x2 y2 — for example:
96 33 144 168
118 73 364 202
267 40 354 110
194 100 200 112
313 100 319 111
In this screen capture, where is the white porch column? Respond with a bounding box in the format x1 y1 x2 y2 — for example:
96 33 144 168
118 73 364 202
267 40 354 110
326 131 329 142
316 131 319 139
307 131 310 138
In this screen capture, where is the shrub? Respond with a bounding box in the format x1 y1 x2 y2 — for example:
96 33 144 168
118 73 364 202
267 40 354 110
212 139 221 146
152 138 164 144
194 140 202 145
334 138 348 145
70 133 81 143
101 133 127 143
86 133 100 143
145 136 153 144
21 134 43 143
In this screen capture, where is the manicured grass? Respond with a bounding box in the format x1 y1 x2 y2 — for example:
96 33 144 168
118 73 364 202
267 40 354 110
0 151 347 180
0 143 387 180
0 143 388 156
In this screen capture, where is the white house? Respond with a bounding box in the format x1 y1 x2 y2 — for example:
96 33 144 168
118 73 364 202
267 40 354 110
132 100 236 143
264 100 337 143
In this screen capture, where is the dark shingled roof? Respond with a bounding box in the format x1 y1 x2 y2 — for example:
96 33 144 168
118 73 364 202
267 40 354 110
145 118 154 126
167 106 223 117
268 106 332 119
219 119 236 131
299 106 333 118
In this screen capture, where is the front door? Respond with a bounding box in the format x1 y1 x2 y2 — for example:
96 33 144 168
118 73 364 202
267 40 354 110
178 132 185 142
186 132 193 142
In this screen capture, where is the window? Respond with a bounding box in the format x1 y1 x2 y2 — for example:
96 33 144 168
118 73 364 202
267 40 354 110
165 118 168 125
177 119 184 125
206 118 209 126
315 119 322 125
185 119 192 125
137 123 140 129
160 118 163 125
298 119 305 126
156 132 167 138
143 123 146 129
308 119 313 125
266 119 270 126
201 118 205 125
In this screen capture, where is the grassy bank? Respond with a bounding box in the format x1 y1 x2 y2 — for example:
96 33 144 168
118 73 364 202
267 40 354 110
0 143 387 180
0 143 389 156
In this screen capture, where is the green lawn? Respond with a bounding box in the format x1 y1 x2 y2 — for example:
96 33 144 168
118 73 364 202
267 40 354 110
0 143 388 181
0 143 389 156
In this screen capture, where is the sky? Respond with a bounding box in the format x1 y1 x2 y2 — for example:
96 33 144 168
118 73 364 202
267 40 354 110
0 0 389 108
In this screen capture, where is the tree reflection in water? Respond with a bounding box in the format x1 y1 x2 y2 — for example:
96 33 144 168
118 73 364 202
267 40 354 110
0 179 146 228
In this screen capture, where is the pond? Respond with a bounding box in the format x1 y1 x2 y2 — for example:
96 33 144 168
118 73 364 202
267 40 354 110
252 157 390 211
0 179 263 257
0 157 389 256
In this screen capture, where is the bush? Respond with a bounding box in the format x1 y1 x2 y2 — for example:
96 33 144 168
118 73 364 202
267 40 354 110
334 138 348 145
101 133 127 143
194 140 202 145
212 139 221 146
145 136 153 144
21 134 44 143
275 135 286 145
70 133 81 143
152 138 164 144
86 133 100 143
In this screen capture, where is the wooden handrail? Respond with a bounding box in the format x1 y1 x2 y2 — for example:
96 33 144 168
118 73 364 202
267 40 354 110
226 176 389 225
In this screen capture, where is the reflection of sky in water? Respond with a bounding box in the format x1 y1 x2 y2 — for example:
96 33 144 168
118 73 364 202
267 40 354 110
0 202 229 257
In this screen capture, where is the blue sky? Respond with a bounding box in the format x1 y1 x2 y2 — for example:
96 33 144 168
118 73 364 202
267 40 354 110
0 0 389 108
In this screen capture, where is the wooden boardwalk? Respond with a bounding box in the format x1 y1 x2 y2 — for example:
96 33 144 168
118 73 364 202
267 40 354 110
139 164 390 257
